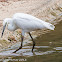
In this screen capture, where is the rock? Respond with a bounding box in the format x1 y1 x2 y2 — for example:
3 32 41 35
0 21 3 27
8 36 16 41
0 44 2 46
9 0 19 2
16 29 22 34
0 0 7 2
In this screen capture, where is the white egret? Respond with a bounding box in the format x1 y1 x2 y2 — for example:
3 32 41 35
1 13 55 53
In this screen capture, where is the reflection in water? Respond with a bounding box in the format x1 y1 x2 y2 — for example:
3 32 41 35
0 46 62 57
53 47 62 50
0 46 49 57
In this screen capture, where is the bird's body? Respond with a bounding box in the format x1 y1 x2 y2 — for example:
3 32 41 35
13 13 46 32
2 13 55 53
4 13 55 34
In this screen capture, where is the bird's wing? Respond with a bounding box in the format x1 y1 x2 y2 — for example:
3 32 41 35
13 13 55 31
13 13 39 22
12 14 45 31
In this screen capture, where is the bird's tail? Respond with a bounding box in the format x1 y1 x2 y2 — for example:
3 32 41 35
42 21 55 30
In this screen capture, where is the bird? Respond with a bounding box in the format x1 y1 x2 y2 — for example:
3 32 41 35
1 13 55 53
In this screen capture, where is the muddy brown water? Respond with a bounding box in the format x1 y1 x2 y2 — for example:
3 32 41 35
0 19 62 62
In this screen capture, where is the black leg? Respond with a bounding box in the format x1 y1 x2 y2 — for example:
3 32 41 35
28 32 35 52
13 35 24 53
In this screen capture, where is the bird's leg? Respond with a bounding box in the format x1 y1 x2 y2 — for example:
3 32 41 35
28 32 35 53
13 35 24 53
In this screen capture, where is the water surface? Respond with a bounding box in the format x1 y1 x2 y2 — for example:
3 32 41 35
0 18 62 62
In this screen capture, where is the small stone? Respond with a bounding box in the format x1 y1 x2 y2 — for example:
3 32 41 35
16 29 22 34
0 44 2 46
0 0 7 2
0 21 3 27
8 36 16 41
49 42 52 44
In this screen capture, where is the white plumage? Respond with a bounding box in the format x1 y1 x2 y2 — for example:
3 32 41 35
1 13 55 53
3 13 55 35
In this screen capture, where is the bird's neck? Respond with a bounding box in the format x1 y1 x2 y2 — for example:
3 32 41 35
8 23 17 31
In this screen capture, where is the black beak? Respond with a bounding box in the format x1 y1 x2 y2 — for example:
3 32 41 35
1 23 6 38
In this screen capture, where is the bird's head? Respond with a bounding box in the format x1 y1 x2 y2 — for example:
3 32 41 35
1 18 12 38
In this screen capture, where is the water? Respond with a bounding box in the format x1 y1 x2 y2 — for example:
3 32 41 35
0 17 62 62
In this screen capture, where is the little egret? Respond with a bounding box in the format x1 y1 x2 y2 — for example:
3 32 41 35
1 13 55 53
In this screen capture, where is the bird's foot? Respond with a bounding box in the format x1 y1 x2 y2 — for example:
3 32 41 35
13 47 22 53
13 50 17 53
32 49 34 53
